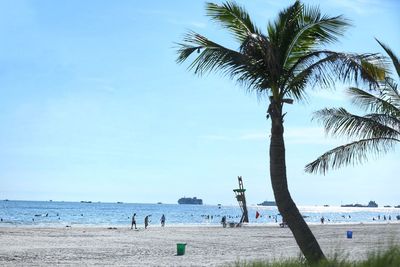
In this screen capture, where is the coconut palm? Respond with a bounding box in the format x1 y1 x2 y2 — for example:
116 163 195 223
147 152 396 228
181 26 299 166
305 40 399 175
176 1 383 262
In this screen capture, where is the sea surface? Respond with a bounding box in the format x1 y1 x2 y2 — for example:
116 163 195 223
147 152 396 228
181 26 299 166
1 200 399 227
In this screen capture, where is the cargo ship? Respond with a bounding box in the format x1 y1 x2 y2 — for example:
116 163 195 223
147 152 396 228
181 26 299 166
257 200 276 206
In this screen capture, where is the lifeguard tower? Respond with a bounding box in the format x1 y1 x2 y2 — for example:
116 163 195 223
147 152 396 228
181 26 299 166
233 176 249 223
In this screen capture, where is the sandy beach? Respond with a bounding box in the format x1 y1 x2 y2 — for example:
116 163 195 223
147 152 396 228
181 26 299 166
0 223 399 266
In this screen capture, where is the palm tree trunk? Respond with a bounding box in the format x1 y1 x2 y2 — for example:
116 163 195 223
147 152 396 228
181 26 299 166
268 101 325 263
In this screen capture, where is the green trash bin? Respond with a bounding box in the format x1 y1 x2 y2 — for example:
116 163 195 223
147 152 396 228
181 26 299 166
177 243 186 256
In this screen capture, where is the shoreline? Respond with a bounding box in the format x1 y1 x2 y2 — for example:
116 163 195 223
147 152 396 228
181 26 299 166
0 224 399 266
1 220 399 228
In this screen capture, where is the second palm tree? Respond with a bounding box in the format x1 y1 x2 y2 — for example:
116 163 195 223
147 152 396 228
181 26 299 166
176 1 383 262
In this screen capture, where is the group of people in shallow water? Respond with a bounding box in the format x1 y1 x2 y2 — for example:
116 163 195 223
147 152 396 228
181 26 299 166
1 211 400 228
320 214 400 224
4 211 399 227
130 213 165 229
372 214 400 221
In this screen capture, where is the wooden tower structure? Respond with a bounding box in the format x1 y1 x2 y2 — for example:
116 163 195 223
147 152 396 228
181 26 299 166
233 176 249 223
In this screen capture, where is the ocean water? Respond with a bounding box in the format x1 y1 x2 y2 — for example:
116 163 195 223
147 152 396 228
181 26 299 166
0 200 399 227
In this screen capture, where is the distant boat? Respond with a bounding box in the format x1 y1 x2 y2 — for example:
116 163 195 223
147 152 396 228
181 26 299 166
80 201 92 203
117 202 123 204
367 201 378 207
323 204 329 207
257 200 276 206
341 203 364 207
178 197 203 205
157 202 163 204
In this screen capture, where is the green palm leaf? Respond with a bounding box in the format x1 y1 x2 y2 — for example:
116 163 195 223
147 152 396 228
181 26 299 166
365 113 400 132
176 31 246 76
305 137 399 175
376 38 400 77
284 51 384 100
283 5 350 69
206 2 260 42
348 87 400 117
384 77 400 108
313 107 399 140
306 41 399 175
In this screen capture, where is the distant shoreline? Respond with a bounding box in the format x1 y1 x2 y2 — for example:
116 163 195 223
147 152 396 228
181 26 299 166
1 221 399 229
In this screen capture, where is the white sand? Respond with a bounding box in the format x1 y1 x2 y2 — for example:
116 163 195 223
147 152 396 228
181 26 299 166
0 223 399 266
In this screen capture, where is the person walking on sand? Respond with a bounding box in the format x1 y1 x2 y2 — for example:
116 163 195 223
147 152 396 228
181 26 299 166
221 215 227 228
160 214 165 227
131 213 137 229
144 215 150 229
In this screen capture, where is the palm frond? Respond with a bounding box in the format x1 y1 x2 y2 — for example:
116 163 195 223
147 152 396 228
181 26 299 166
348 87 400 117
206 2 260 42
365 113 400 132
283 51 338 99
283 68 310 101
268 1 302 66
282 51 385 101
267 1 301 46
305 137 399 174
307 39 399 175
312 107 400 140
176 31 244 75
324 53 385 86
176 31 272 93
302 7 349 45
283 5 350 69
239 32 281 87
383 77 400 109
376 38 400 78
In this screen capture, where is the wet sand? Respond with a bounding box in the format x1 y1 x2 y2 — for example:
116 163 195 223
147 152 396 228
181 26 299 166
0 223 399 266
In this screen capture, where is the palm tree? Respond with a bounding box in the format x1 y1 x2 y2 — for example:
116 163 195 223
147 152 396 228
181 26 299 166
176 1 383 262
305 40 399 175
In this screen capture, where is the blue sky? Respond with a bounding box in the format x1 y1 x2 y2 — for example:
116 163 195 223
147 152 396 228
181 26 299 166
0 0 399 205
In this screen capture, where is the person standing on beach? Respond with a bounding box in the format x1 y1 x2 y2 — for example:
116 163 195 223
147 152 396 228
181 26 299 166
160 214 165 227
131 213 137 229
221 216 227 228
144 215 149 229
